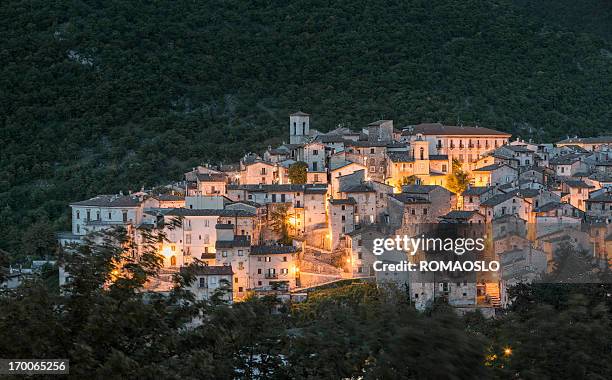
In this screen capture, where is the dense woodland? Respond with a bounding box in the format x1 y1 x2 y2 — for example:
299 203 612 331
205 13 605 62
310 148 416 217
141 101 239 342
0 228 610 379
1 0 612 258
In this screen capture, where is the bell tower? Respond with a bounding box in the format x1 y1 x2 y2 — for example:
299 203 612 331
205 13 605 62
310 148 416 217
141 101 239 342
289 111 310 144
412 134 430 176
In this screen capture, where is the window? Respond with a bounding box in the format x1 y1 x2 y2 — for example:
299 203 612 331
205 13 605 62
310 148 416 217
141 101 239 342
170 256 176 266
283 256 288 262
370 148 375 154
185 234 191 244
199 278 207 288
302 122 306 134
265 256 271 262
108 212 111 219
341 215 346 221
258 281 262 286
341 205 345 211
281 268 288 274
314 174 319 182
358 239 362 246
261 167 266 175
96 211 100 220
234 277 238 283
238 250 243 256
122 211 128 223
358 252 362 259
423 209 428 215
86 210 91 221
238 286 243 292
442 164 447 172
238 262 244 270
258 268 262 274
222 251 228 257
313 149 318 155
76 210 80 219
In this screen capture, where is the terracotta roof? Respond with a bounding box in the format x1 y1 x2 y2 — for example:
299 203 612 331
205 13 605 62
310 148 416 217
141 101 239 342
402 123 511 137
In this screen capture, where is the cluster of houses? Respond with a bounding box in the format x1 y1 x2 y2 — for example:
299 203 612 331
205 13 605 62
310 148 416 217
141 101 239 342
56 112 612 312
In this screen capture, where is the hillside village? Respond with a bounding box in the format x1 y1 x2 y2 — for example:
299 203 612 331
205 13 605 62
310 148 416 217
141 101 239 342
51 112 612 313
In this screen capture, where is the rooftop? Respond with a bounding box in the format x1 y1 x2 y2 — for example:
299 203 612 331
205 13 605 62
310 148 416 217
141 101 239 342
329 198 357 205
462 186 492 196
389 194 430 204
557 136 612 144
160 208 255 217
402 123 511 137
480 192 519 207
250 245 299 255
70 194 144 208
215 235 251 249
180 265 233 276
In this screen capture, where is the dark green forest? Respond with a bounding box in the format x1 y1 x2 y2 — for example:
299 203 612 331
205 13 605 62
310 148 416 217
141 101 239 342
2 0 612 257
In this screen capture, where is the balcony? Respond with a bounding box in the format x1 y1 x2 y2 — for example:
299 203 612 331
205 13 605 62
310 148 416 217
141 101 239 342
265 273 278 279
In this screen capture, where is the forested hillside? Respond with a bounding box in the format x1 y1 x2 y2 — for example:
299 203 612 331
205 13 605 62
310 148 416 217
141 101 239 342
1 0 612 257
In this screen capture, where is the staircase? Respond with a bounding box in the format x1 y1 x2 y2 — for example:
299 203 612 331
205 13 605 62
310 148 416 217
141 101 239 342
485 282 502 307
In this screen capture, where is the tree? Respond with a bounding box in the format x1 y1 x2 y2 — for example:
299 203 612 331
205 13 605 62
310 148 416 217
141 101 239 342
0 248 9 283
21 219 58 259
269 204 292 244
394 175 417 192
288 161 308 184
446 158 470 194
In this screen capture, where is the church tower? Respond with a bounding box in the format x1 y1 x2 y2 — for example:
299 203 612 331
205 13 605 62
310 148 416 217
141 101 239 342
289 111 310 144
412 134 430 176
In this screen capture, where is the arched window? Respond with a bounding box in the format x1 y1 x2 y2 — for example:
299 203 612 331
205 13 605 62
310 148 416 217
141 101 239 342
302 122 306 135
293 122 296 135
419 147 424 160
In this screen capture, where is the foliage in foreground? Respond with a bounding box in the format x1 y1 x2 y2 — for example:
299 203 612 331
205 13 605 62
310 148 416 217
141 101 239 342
0 229 611 379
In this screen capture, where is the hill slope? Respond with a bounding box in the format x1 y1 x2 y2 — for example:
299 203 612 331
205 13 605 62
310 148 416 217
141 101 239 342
1 0 612 255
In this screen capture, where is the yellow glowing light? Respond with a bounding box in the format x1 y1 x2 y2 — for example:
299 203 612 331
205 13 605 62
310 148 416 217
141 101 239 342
503 347 512 357
346 257 351 264
161 246 172 256
288 216 297 226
